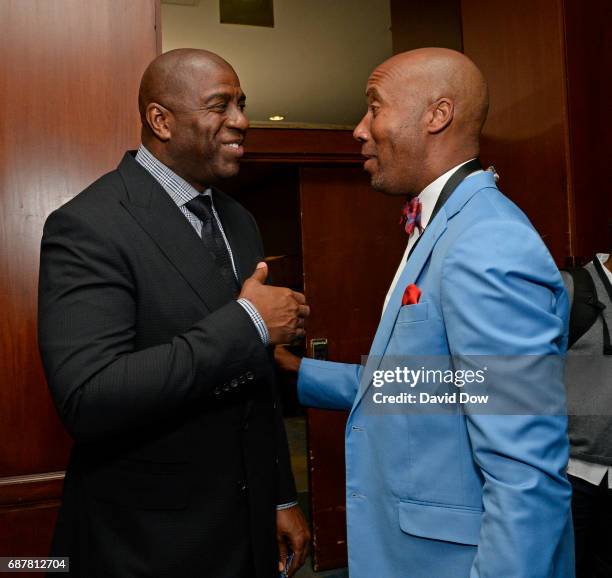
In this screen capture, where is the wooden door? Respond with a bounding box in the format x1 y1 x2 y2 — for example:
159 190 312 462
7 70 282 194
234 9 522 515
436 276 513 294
299 166 406 570
0 0 159 560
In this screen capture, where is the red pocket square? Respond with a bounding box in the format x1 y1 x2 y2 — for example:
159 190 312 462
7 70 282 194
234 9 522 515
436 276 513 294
401 283 421 306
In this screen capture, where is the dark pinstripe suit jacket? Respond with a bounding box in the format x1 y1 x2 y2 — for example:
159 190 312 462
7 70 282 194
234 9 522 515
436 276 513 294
38 152 296 578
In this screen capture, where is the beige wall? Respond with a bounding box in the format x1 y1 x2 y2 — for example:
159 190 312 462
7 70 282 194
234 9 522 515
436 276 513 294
162 0 392 126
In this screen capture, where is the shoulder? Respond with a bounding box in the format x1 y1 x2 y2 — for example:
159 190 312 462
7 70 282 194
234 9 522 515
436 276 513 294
46 168 125 227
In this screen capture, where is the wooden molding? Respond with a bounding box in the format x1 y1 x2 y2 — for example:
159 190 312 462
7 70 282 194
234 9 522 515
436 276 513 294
0 472 64 508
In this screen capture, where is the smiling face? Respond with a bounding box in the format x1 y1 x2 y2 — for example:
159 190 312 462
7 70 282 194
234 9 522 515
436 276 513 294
353 63 428 197
163 64 248 188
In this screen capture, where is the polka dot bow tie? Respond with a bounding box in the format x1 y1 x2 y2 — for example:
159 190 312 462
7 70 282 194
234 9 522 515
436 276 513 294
400 196 423 236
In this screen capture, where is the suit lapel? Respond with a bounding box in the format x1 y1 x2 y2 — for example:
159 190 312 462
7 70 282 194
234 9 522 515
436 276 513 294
350 171 498 415
350 214 448 414
117 153 234 312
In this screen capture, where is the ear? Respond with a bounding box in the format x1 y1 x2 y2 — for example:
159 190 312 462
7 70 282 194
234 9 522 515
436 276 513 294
426 98 454 134
145 102 172 141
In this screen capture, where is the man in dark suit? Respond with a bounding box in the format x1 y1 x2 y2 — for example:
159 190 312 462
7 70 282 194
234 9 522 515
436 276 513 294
38 48 309 578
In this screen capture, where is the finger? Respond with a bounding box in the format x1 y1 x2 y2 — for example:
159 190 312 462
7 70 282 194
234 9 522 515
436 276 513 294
249 261 268 284
277 538 288 572
290 538 307 573
294 328 306 340
297 304 310 318
298 534 310 566
291 291 306 305
296 318 305 329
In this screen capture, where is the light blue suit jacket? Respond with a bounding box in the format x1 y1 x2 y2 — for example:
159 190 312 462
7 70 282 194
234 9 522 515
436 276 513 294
298 172 574 577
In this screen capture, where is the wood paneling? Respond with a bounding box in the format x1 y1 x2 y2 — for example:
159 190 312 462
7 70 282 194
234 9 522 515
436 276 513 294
299 166 406 570
563 0 612 261
244 128 362 163
0 0 159 557
390 0 463 54
461 0 571 265
0 472 64 507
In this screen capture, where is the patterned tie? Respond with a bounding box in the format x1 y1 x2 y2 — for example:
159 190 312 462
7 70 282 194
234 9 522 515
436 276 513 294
186 194 240 294
400 196 423 236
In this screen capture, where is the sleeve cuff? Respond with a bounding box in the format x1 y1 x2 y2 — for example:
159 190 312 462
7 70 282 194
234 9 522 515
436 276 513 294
276 501 298 510
237 298 270 346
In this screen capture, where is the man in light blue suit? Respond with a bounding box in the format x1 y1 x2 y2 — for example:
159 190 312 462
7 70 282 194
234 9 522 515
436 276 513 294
276 48 574 577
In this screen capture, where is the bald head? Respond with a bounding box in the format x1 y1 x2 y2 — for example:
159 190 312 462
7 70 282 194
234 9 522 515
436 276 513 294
354 47 489 196
138 48 233 122
376 48 489 141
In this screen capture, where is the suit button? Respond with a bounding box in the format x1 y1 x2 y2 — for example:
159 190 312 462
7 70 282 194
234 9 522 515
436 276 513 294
238 375 247 385
238 480 247 491
230 378 239 388
243 421 249 431
213 387 221 395
246 371 255 381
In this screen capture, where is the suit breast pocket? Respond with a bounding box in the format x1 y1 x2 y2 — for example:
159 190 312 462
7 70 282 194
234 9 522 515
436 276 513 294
396 302 428 324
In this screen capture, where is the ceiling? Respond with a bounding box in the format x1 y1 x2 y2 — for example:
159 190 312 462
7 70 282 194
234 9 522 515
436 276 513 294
161 0 393 127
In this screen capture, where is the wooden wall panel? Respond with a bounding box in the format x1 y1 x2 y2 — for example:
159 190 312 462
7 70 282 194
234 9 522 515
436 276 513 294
563 0 612 261
0 0 159 558
390 0 463 54
461 0 571 265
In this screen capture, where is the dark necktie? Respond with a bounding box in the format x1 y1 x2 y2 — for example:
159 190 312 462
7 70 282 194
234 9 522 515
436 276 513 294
186 194 240 294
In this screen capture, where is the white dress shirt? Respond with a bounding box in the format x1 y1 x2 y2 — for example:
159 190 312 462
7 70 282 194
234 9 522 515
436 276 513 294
382 160 481 314
567 253 612 488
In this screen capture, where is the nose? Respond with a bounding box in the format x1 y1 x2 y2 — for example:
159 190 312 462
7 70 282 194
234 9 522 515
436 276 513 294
227 104 249 132
353 112 370 142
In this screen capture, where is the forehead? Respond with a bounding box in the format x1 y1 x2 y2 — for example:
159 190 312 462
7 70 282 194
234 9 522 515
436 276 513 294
190 64 244 100
366 64 403 101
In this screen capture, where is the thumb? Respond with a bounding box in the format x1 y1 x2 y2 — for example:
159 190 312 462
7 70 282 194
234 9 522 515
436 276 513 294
249 261 268 284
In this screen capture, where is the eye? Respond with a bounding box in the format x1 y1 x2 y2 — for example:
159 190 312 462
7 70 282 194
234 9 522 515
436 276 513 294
208 100 228 113
369 104 379 117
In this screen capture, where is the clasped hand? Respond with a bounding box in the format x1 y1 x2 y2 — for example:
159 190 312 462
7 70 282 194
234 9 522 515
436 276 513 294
239 262 310 345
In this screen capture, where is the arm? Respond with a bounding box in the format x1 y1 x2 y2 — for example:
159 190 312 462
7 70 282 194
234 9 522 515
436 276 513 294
441 219 571 578
274 345 362 411
297 357 362 411
38 208 271 443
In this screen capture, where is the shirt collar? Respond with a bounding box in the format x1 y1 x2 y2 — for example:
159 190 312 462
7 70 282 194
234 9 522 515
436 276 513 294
135 144 211 208
417 158 480 229
596 253 612 284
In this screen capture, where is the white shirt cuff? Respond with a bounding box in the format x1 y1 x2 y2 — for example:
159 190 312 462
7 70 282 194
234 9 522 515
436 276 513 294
237 298 270 346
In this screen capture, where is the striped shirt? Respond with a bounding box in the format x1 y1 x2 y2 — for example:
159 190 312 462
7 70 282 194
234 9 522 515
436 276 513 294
135 145 269 345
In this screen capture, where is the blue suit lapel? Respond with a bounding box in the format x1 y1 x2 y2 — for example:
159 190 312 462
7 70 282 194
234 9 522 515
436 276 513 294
350 171 497 416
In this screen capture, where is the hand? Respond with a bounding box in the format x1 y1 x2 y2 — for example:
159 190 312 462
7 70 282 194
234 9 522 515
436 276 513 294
274 346 302 373
276 506 310 577
240 262 310 346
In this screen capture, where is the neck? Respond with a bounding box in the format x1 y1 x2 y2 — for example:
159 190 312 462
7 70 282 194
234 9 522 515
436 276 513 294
142 138 207 192
604 254 612 273
417 152 478 194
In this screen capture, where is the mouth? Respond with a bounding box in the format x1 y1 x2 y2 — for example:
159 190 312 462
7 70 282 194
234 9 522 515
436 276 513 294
362 153 377 171
222 141 244 158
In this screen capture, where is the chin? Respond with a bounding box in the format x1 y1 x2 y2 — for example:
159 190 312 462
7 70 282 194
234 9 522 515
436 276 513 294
371 177 405 197
210 163 241 183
